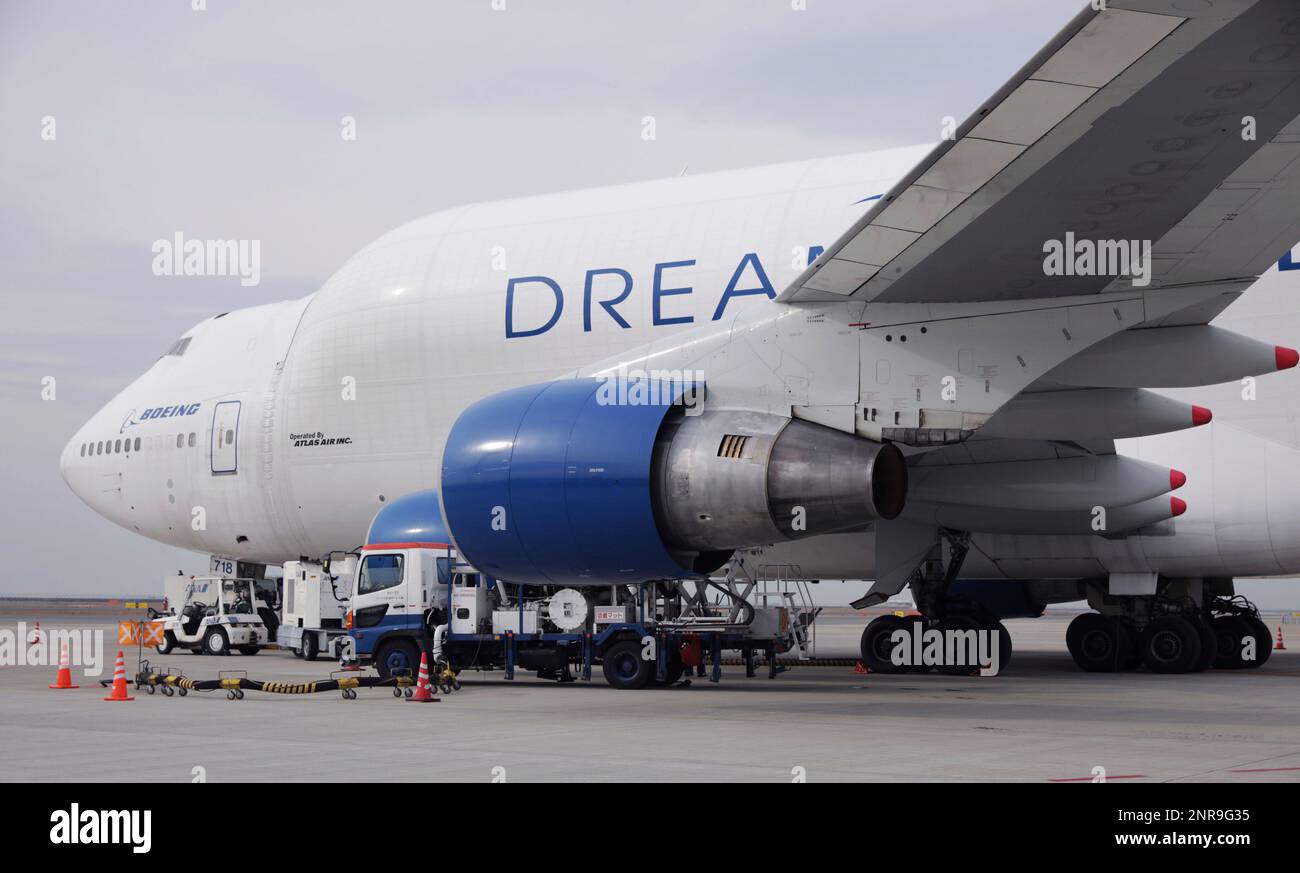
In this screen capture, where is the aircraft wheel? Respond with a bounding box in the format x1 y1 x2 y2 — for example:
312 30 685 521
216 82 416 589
859 615 910 674
1066 613 1132 672
1141 615 1201 674
1190 618 1216 673
984 617 1013 674
934 614 984 676
1212 615 1253 669
1243 614 1273 668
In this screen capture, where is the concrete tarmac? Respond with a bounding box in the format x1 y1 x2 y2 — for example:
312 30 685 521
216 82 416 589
1 612 1298 782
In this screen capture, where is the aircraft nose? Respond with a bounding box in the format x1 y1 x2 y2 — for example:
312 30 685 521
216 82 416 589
60 428 81 489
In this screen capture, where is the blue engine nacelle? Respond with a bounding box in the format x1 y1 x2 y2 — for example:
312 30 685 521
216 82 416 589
441 378 907 587
441 379 702 587
365 489 451 548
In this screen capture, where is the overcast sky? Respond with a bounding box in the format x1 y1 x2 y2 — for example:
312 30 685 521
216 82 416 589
1 0 1295 607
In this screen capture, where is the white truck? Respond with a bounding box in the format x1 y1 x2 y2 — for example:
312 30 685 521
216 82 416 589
277 555 356 661
153 575 273 656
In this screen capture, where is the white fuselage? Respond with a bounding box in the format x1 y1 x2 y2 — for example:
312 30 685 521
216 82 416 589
59 145 1300 583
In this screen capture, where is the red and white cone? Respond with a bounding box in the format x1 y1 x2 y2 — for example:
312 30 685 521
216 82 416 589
48 643 79 689
28 620 41 645
102 650 134 701
853 660 869 675
407 651 438 703
1276 625 1287 651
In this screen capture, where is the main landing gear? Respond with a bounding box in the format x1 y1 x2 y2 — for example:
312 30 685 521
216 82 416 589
859 529 1014 675
1065 592 1273 674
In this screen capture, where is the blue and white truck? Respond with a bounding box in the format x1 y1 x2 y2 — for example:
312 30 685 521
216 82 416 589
345 490 808 689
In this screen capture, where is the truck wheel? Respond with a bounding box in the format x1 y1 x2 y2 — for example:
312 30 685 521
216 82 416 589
375 639 420 680
203 627 230 656
301 632 319 662
237 645 260 656
601 640 652 690
662 657 685 685
156 631 176 656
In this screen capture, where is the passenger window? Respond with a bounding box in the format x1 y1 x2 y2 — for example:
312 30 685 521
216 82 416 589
80 444 86 457
134 437 141 452
188 432 196 448
176 434 183 449
96 441 103 455
225 429 234 445
115 439 122 453
358 554 404 594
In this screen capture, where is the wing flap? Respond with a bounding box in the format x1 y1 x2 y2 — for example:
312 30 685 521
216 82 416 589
782 1 1300 305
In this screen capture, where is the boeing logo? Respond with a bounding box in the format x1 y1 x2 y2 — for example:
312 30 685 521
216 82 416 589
120 403 202 432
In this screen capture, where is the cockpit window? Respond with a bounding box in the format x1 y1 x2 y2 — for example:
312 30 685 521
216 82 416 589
165 337 192 357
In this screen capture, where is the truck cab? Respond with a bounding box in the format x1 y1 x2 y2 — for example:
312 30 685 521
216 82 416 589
349 543 451 676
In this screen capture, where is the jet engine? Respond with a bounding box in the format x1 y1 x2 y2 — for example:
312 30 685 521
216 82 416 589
440 378 906 586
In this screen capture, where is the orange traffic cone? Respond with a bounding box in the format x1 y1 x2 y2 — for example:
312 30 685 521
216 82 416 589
102 650 134 701
28 620 41 645
853 660 869 675
48 643 79 689
407 651 438 703
1276 625 1287 651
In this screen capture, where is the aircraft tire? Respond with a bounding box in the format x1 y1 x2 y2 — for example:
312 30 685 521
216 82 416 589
1211 615 1253 669
859 615 910 674
1066 613 1132 672
1141 615 1201 674
1243 614 1273 668
1190 619 1216 673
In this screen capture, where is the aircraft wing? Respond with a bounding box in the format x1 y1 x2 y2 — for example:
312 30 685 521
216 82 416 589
781 0 1300 305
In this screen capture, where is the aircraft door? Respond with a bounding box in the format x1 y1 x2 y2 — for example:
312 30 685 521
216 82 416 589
211 400 240 474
